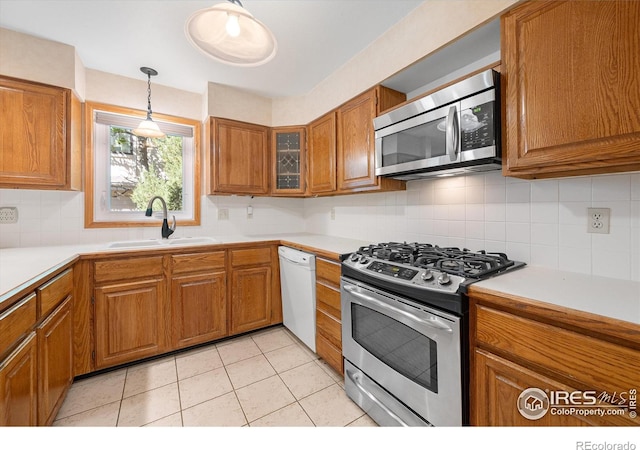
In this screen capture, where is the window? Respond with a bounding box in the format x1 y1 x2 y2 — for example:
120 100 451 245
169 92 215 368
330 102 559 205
85 103 201 227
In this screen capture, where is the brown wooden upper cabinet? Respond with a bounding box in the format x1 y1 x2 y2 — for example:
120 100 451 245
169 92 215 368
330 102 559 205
0 76 81 190
207 117 270 195
271 126 306 196
337 87 405 191
501 0 640 179
307 112 338 195
307 85 406 196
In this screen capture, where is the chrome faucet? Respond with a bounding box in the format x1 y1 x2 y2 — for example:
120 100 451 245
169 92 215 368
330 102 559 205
145 196 176 239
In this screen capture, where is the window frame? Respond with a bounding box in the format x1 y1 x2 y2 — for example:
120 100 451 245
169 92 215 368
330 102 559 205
84 102 201 228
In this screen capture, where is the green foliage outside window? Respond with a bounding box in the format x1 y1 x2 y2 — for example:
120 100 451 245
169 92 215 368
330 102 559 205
110 126 183 212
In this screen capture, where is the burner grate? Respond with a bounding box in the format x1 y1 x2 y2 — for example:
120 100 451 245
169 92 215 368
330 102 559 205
355 242 516 279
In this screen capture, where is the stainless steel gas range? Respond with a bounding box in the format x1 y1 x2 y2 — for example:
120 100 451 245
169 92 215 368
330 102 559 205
340 242 525 426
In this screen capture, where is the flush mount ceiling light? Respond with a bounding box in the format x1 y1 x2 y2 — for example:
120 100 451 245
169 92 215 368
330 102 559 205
185 0 277 67
132 67 166 139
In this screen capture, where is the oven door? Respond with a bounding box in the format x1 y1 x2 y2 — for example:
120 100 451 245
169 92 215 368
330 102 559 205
341 278 462 426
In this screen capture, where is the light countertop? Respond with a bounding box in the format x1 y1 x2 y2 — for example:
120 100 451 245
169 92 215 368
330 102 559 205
0 233 369 307
471 266 640 326
2 234 639 327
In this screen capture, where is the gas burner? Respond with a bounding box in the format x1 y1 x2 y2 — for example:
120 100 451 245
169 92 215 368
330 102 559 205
353 242 518 280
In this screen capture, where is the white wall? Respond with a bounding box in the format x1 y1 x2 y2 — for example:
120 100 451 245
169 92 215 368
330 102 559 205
0 190 305 247
304 172 640 282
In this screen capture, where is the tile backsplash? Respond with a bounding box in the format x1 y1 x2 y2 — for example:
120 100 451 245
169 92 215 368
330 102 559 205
0 190 305 248
1 171 639 281
305 172 640 281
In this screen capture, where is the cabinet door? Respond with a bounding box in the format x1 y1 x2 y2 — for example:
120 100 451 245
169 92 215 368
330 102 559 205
210 118 270 195
0 332 37 426
230 266 272 335
271 127 306 196
472 349 632 426
502 0 640 178
337 89 377 191
171 271 227 349
94 278 166 369
0 76 69 188
307 112 337 194
37 296 73 426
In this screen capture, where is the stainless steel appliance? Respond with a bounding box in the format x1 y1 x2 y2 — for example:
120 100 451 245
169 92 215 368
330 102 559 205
374 69 501 180
341 242 524 426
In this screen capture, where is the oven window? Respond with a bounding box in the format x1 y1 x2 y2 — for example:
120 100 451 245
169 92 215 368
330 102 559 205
351 304 438 393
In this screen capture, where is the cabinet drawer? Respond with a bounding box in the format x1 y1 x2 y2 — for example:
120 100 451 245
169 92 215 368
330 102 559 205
316 282 341 318
94 256 164 284
316 332 343 375
230 247 271 267
172 251 226 274
0 294 37 357
316 308 341 348
38 269 73 318
316 258 340 287
476 305 640 396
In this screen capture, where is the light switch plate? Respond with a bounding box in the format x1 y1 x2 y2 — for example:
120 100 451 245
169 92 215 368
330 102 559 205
218 208 229 220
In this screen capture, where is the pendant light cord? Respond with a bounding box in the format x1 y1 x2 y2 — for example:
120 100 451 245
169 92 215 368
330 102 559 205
146 72 153 120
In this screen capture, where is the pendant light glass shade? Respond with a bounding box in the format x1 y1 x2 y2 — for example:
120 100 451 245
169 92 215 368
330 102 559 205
185 1 277 67
132 67 166 139
132 117 165 138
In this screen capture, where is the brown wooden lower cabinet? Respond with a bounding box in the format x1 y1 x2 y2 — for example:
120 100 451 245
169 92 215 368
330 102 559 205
171 271 227 349
475 349 609 426
94 278 167 369
37 296 73 425
315 257 343 374
470 289 640 427
230 266 272 335
0 332 38 426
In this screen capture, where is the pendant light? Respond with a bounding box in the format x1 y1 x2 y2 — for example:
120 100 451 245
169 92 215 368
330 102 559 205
185 0 277 67
132 67 166 139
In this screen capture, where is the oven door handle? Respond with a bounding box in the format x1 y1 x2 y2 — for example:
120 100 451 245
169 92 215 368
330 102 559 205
346 369 410 427
343 285 453 333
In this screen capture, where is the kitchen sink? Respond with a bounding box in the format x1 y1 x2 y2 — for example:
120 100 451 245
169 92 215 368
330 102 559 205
166 237 219 245
107 237 218 249
107 239 163 249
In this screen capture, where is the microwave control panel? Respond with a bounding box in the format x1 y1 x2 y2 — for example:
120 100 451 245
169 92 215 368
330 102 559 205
460 101 495 151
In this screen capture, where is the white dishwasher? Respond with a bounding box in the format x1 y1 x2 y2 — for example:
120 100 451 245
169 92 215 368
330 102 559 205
278 246 316 352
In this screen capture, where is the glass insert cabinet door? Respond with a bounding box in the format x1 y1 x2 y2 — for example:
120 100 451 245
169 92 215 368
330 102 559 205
271 127 306 196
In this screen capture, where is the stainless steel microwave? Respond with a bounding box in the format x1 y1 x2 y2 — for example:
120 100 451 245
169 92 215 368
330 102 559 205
374 69 501 180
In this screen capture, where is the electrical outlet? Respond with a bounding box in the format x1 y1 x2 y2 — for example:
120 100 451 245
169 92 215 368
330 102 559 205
330 207 335 220
587 207 610 234
217 208 229 220
0 207 18 224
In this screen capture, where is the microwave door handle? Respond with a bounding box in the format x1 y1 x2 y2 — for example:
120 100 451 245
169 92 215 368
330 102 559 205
445 105 459 161
343 285 453 333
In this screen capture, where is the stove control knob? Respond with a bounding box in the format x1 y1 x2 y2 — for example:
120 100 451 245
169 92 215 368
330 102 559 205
421 270 433 281
350 254 360 262
438 273 451 285
359 256 369 264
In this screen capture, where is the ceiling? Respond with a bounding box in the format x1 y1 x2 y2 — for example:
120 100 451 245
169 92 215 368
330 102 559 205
0 0 425 98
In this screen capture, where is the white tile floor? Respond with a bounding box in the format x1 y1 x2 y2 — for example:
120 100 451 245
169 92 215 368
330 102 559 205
53 326 377 427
